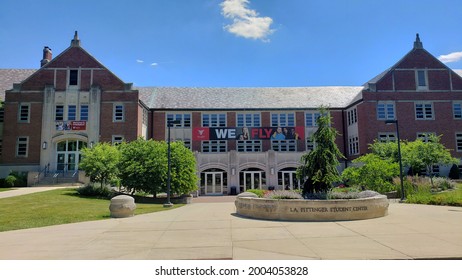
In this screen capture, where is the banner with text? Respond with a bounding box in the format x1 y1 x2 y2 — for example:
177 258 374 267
193 127 304 141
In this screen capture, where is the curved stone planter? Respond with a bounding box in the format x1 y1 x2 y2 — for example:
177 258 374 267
235 195 389 221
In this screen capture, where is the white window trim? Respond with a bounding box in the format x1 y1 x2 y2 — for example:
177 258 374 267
417 132 435 142
236 113 261 127
415 102 434 120
377 102 395 120
271 139 297 152
271 112 296 127
201 140 227 153
456 132 462 152
237 140 262 152
202 113 227 127
416 69 428 91
112 135 124 145
18 103 31 123
113 103 125 122
16 136 29 157
378 132 397 143
453 102 462 120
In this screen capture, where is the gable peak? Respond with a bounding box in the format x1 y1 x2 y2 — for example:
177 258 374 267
71 31 81 47
414 33 423 49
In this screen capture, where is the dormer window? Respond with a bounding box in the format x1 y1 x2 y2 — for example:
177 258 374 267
416 70 428 90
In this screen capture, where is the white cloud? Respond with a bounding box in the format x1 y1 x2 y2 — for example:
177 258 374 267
150 62 158 66
221 0 274 42
438 51 462 63
136 59 144 63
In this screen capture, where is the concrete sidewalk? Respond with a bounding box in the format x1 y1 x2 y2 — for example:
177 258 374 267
0 191 461 259
0 185 81 199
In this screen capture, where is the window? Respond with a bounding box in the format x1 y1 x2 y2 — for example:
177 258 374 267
202 140 227 152
415 103 433 120
80 105 89 121
453 103 462 119
18 103 30 122
112 135 124 145
306 137 315 151
271 140 297 152
456 133 462 152
377 102 395 120
378 133 396 143
202 114 226 127
272 113 295 127
69 70 78 86
305 112 321 127
0 108 4 122
237 113 261 127
55 105 64 121
0 139 2 157
347 108 357 126
348 136 359 155
142 109 149 125
16 137 28 157
417 132 435 142
416 70 427 90
68 105 76 121
113 104 124 122
237 140 262 152
167 113 191 127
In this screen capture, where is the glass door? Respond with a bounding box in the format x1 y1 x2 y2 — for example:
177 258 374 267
204 172 223 195
244 171 262 190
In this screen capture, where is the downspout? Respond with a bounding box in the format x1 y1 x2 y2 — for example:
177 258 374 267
341 109 348 169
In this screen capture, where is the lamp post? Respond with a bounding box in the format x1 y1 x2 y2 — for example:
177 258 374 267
164 119 181 208
385 119 405 201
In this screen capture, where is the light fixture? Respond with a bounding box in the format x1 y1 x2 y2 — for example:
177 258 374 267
90 141 94 148
42 142 47 150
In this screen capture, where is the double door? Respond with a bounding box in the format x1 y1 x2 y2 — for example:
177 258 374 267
204 172 223 195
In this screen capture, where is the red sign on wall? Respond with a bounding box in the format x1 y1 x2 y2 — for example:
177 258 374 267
71 121 86 130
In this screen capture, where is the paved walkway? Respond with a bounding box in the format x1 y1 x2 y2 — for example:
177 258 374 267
0 186 461 259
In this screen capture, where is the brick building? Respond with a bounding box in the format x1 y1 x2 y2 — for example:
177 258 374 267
1 33 461 194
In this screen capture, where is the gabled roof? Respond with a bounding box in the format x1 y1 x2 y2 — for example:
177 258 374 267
0 69 36 100
137 86 364 110
365 34 462 91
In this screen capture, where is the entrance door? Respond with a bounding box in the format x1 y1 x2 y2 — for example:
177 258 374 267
204 172 223 195
244 171 263 190
55 140 86 172
281 171 299 190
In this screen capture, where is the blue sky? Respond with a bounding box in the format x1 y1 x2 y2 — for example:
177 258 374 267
1 0 461 87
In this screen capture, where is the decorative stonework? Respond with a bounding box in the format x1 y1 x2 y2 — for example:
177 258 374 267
235 195 389 221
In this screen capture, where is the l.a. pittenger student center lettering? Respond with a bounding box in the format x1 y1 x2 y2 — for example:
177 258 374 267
1 32 462 195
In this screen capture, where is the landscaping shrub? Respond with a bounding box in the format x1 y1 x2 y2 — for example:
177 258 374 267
245 189 266 198
76 184 114 199
4 171 28 187
264 190 303 199
432 177 456 191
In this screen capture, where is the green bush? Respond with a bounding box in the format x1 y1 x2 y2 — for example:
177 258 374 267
432 177 456 191
5 175 17 187
341 154 398 194
245 189 266 197
76 184 114 199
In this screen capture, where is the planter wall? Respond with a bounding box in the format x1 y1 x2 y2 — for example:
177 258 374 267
235 195 389 221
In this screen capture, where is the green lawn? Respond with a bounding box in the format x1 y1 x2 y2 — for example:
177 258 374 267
0 188 14 192
0 188 184 232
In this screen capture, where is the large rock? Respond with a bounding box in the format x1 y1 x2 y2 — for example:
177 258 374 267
109 195 136 218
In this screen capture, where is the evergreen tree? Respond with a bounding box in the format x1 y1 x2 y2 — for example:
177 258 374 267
296 107 344 195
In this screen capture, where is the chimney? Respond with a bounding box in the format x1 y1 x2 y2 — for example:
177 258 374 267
71 31 81 47
40 46 52 67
